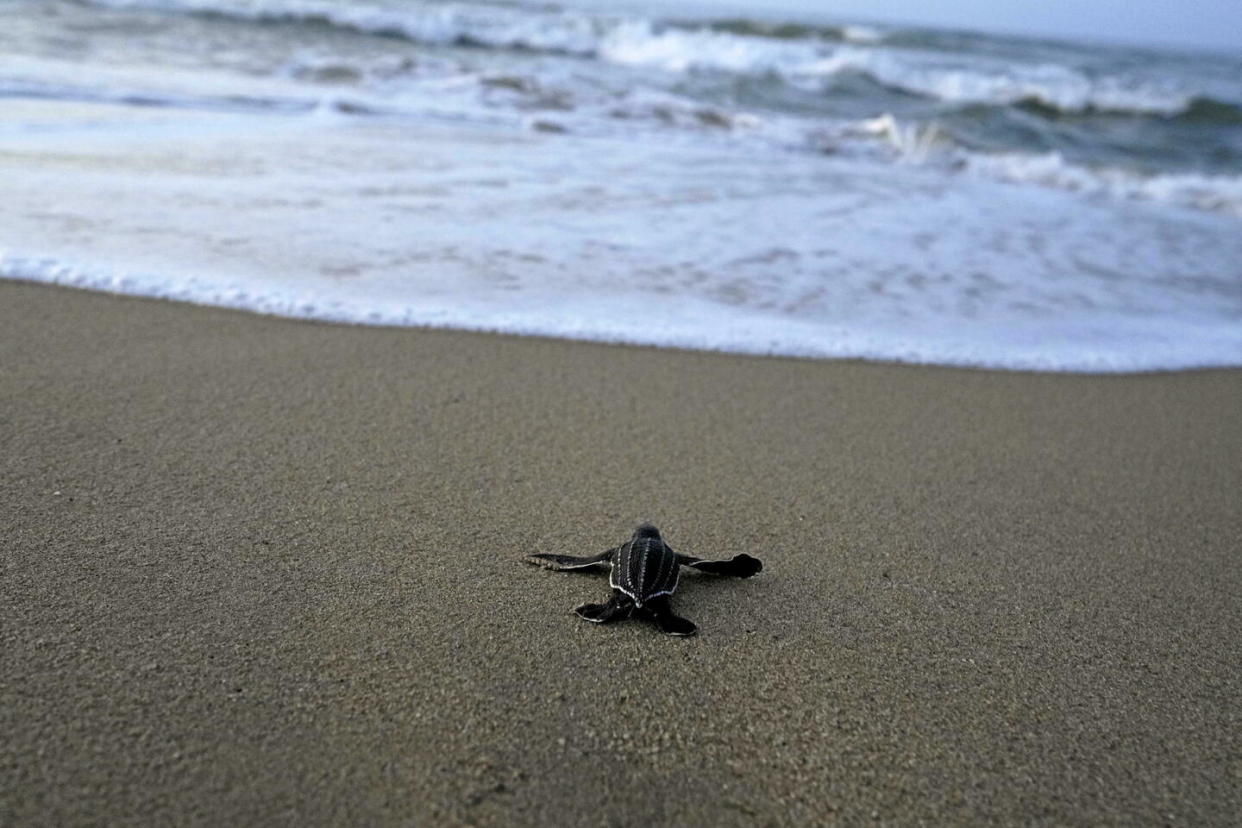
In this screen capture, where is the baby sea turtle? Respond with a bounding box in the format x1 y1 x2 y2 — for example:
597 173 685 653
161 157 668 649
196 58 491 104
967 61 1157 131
526 523 762 637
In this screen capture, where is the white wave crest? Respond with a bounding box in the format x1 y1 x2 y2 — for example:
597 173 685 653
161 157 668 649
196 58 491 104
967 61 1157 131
851 113 949 162
798 47 1194 115
598 19 815 74
80 0 605 54
841 25 886 44
816 112 1242 217
76 0 1202 117
962 151 1242 217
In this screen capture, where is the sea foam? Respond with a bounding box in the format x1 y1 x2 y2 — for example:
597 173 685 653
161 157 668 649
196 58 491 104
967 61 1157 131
4 0 1240 373
3 103 1240 374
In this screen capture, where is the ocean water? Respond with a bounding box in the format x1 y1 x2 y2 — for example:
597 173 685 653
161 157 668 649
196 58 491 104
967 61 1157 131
2 0 1241 371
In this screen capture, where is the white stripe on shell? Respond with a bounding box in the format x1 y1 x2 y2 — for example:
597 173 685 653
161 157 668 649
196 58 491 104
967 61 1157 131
610 540 631 592
613 583 639 604
637 539 648 599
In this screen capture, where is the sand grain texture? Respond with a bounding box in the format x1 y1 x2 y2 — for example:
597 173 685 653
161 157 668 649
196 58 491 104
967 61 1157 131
2 281 1240 825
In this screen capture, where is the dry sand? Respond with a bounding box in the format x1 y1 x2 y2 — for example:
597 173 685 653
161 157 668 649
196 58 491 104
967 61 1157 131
2 280 1240 825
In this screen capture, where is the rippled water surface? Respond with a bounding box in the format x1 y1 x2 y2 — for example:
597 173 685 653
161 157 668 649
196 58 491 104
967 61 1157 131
3 0 1241 370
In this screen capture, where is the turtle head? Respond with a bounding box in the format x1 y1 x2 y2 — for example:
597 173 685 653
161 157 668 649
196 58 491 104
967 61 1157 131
633 523 661 540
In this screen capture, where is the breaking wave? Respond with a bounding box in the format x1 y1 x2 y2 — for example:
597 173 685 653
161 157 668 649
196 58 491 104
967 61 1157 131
22 0 1240 220
72 0 1233 119
851 113 1242 216
960 151 1242 217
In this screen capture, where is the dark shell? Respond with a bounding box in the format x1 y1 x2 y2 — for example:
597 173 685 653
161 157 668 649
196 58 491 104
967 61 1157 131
610 529 679 606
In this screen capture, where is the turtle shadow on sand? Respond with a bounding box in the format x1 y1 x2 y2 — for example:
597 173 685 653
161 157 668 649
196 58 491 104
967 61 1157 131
525 523 763 637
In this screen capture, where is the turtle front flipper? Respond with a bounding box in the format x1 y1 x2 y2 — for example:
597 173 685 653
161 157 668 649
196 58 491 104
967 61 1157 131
678 553 762 578
526 546 616 570
575 593 634 624
645 596 697 637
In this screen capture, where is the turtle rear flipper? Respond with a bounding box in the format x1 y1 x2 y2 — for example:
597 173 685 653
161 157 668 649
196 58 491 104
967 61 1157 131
526 547 615 570
646 596 697 637
575 593 634 624
679 553 762 578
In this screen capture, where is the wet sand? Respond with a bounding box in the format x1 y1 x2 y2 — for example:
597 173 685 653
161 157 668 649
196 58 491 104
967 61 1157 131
2 280 1239 825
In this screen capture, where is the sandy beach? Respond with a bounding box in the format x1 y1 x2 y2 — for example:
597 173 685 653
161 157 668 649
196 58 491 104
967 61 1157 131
2 280 1239 825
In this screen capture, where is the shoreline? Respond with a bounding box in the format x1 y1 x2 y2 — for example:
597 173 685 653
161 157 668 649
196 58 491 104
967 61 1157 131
4 274 1240 377
4 90 1241 377
3 280 1239 825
